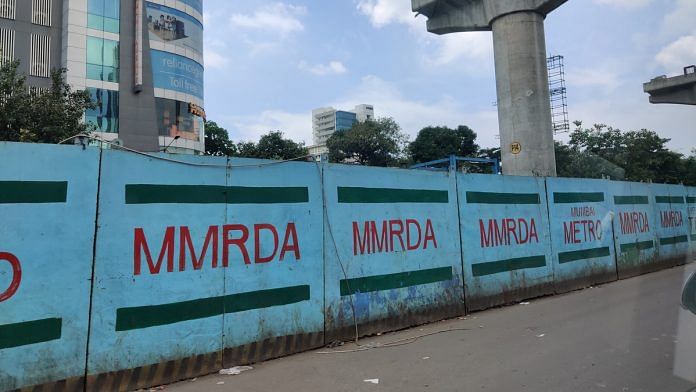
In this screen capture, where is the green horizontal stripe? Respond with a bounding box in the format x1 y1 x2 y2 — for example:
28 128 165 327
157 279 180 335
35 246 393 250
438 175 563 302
691 234 696 241
0 318 62 349
471 255 546 277
466 192 540 204
687 197 696 204
620 240 654 253
125 185 308 204
554 192 604 203
340 267 453 296
659 235 689 246
655 196 684 204
0 181 67 204
558 246 610 264
614 196 649 205
116 285 310 331
337 187 448 204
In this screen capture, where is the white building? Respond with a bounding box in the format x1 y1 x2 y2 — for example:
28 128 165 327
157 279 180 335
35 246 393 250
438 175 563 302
311 104 374 146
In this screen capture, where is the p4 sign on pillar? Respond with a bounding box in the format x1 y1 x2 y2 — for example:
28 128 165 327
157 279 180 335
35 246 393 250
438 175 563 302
457 174 554 311
546 177 618 293
323 164 464 341
650 183 690 267
0 142 99 391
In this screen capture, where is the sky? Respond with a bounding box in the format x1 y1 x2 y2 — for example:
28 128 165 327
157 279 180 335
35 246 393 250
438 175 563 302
202 0 696 154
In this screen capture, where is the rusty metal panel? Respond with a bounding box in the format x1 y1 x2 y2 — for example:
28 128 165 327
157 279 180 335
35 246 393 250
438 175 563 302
86 150 227 390
608 181 661 278
323 164 465 342
221 159 325 367
0 142 100 391
457 174 555 311
546 177 618 293
650 183 690 268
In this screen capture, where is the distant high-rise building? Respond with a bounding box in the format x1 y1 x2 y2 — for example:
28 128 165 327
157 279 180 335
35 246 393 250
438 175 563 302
311 104 374 146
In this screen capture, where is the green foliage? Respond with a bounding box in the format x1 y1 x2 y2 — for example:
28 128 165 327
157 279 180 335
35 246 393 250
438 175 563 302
204 121 237 156
0 60 94 143
409 125 479 163
327 117 408 166
232 130 308 160
556 122 691 184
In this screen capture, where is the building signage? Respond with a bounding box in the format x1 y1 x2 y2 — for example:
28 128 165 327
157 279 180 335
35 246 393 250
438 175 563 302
151 50 204 98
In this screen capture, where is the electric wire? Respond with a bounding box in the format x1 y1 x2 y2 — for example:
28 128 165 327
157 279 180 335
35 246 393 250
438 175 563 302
60 131 469 354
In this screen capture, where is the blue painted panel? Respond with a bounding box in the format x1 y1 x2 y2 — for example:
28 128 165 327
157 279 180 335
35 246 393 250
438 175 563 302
457 174 554 310
323 164 464 339
546 177 618 292
0 142 99 390
151 50 204 99
221 159 324 359
606 181 659 277
650 183 690 265
87 149 227 375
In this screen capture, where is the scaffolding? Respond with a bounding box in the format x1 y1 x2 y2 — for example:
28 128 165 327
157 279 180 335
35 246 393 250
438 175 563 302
547 55 569 134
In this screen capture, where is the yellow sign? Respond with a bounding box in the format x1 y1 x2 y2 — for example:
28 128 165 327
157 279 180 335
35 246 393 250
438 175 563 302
188 103 206 120
511 142 521 154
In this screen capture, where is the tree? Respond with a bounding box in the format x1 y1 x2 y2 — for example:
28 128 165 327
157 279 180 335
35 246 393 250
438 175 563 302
234 131 308 160
409 125 479 163
0 60 31 142
327 117 408 166
204 121 237 156
563 122 684 183
0 61 94 143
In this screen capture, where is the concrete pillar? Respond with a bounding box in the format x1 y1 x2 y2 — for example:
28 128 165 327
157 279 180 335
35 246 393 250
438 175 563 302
411 0 567 177
492 12 556 176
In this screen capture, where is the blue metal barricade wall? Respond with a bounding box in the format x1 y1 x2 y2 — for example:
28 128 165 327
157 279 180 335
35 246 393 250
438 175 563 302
4 141 696 392
0 142 100 391
457 174 555 310
546 177 618 293
607 181 659 278
86 150 229 390
220 159 325 368
650 183 690 268
322 164 465 341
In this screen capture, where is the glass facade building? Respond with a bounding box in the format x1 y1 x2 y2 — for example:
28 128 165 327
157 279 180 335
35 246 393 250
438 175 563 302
0 0 205 153
335 111 357 131
87 0 119 33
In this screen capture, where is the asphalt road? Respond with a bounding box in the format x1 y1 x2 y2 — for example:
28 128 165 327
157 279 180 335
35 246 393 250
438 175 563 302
165 264 696 392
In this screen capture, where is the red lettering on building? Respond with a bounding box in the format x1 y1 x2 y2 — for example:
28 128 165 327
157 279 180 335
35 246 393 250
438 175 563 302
0 252 21 302
134 223 302 275
479 218 538 248
352 218 437 255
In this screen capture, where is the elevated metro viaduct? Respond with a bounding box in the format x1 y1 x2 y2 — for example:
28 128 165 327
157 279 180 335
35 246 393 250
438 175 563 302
412 0 567 177
644 66 696 106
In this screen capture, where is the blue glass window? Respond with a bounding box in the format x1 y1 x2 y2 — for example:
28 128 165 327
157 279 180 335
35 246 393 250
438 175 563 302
336 111 357 131
86 88 119 133
86 37 119 82
88 0 120 33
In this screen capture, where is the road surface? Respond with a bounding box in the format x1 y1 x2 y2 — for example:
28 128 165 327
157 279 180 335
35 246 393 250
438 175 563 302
165 264 696 392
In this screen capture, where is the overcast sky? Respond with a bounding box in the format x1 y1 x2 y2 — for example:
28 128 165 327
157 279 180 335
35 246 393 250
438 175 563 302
202 0 696 153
